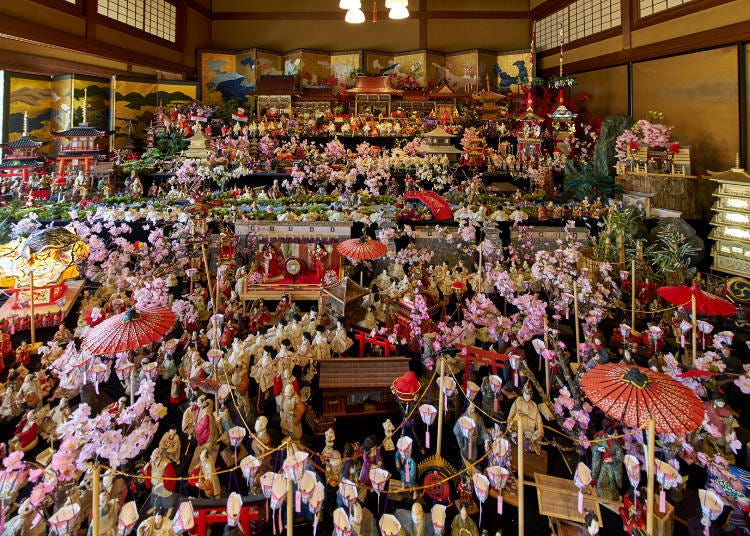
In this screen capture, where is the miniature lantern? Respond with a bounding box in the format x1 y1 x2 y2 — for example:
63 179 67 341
379 514 402 536
240 455 261 485
574 462 592 513
486 466 510 514
173 501 195 534
419 403 438 448
432 504 447 535
228 426 246 448
472 472 490 527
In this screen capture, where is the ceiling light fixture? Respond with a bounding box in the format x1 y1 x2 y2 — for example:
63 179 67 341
388 5 409 18
345 8 366 23
343 0 409 22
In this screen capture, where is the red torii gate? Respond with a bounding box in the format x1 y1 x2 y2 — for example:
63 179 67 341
352 327 397 357
456 345 508 389
190 497 263 535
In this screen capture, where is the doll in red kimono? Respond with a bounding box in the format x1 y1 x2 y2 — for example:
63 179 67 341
11 409 39 452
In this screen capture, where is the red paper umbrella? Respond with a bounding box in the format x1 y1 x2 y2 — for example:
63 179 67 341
657 283 737 316
336 237 388 261
83 305 176 355
581 363 703 434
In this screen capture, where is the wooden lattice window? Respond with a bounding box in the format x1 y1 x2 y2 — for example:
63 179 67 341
535 0 621 51
97 0 177 43
639 0 690 17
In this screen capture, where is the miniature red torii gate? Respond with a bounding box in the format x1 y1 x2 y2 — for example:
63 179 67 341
352 327 397 357
456 345 508 389
190 498 263 535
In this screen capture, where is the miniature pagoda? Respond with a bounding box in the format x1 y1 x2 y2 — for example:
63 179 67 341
0 111 44 185
181 124 211 161
708 155 750 276
473 75 506 121
51 89 110 175
421 126 461 161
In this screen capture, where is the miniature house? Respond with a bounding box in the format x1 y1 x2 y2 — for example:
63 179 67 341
346 75 402 117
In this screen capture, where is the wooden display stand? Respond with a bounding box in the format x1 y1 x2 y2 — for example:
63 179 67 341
653 502 675 536
534 473 602 526
510 444 548 476
615 172 702 219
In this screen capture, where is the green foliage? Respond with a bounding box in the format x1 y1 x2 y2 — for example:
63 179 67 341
213 97 254 122
0 199 23 242
564 164 623 201
591 206 646 262
155 132 189 158
646 220 700 282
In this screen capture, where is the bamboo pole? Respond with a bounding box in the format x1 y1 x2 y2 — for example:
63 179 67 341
436 357 445 459
287 441 293 536
573 281 580 364
92 464 101 536
201 244 215 308
477 243 483 293
691 294 697 367
646 418 656 536
631 259 636 329
544 316 550 397
518 417 525 536
29 272 36 345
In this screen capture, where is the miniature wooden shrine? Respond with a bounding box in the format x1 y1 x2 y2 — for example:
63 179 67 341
708 157 750 276
428 80 461 120
320 276 369 328
0 112 44 185
293 86 337 119
254 75 298 118
310 357 410 434
346 75 402 117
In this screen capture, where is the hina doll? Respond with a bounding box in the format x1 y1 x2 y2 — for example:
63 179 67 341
142 448 177 512
251 416 272 459
312 326 331 361
4 499 46 536
261 244 284 282
197 448 221 498
452 404 489 466
395 436 417 496
328 319 353 357
10 408 39 452
349 502 378 536
287 317 304 349
312 243 329 281
296 332 313 364
450 505 479 536
590 434 624 501
359 435 383 487
251 348 275 411
395 503 437 536
158 428 181 465
279 383 304 440
507 382 544 454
